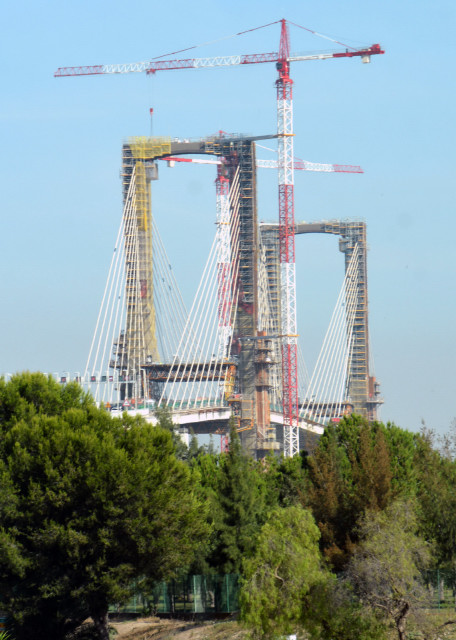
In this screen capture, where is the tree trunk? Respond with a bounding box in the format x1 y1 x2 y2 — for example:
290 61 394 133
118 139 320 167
92 610 110 640
395 601 410 640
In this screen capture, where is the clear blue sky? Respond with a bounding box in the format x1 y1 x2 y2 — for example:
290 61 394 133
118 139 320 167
1 0 455 435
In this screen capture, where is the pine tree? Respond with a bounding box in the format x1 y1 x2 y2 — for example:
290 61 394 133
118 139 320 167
208 421 268 574
0 373 208 640
305 417 417 568
351 424 392 512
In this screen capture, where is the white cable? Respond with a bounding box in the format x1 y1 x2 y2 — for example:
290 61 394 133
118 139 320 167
302 246 359 421
180 235 219 407
84 176 134 380
307 250 357 422
160 232 217 406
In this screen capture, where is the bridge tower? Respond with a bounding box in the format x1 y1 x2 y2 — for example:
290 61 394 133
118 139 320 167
260 219 383 421
110 137 171 399
112 134 280 457
204 136 279 457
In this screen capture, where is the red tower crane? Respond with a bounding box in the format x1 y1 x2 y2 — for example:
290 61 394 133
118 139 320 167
56 20 383 457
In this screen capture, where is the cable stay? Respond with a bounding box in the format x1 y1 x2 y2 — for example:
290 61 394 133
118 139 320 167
156 168 241 411
300 245 360 425
84 165 188 407
257 231 283 411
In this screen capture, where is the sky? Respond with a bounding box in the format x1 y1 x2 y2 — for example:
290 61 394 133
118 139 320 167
1 0 455 435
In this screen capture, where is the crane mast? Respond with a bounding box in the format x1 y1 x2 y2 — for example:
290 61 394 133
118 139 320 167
276 19 298 457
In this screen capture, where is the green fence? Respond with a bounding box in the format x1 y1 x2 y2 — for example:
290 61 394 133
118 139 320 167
109 574 240 615
109 569 454 616
425 569 456 610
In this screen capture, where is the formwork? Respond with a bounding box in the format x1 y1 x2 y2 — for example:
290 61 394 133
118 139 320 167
111 138 171 398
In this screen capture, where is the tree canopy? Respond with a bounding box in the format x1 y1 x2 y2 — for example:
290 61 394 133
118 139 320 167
240 503 386 640
194 422 269 575
0 373 208 640
303 416 419 568
240 504 328 639
346 500 432 640
2 377 456 639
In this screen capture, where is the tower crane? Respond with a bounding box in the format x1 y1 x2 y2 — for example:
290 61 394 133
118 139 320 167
55 19 383 457
160 155 364 174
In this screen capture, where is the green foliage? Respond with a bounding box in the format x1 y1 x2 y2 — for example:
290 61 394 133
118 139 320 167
187 451 222 575
240 504 328 639
0 373 208 640
415 432 456 567
155 406 215 462
381 422 418 496
303 580 388 640
0 371 93 425
304 416 419 568
346 500 432 640
304 421 357 567
262 451 308 508
5 374 456 640
154 405 189 460
208 423 269 574
191 423 269 575
240 505 386 640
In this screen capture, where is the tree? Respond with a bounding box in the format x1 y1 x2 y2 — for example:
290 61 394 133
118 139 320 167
304 416 419 568
351 423 392 511
0 373 208 640
415 431 456 568
154 405 189 460
0 370 94 424
204 422 269 574
345 500 432 640
381 422 418 497
304 422 355 567
262 451 308 508
240 505 328 639
240 503 388 640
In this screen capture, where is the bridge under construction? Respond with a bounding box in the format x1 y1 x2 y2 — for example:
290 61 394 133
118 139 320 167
54 18 384 458
85 132 383 458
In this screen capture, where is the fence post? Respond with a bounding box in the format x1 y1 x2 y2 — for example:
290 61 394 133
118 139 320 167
438 568 440 610
454 567 456 611
225 574 230 612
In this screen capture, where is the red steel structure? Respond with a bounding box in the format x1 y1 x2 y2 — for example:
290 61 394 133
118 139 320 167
55 43 384 78
55 20 384 456
276 19 298 456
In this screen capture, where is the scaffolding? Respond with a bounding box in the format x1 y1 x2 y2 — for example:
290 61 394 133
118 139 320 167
219 138 258 454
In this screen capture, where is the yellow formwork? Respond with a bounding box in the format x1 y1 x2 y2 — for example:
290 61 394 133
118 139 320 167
224 364 236 401
127 136 171 160
121 139 163 372
133 161 149 232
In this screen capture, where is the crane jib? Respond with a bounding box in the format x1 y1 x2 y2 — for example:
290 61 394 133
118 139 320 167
54 45 384 77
